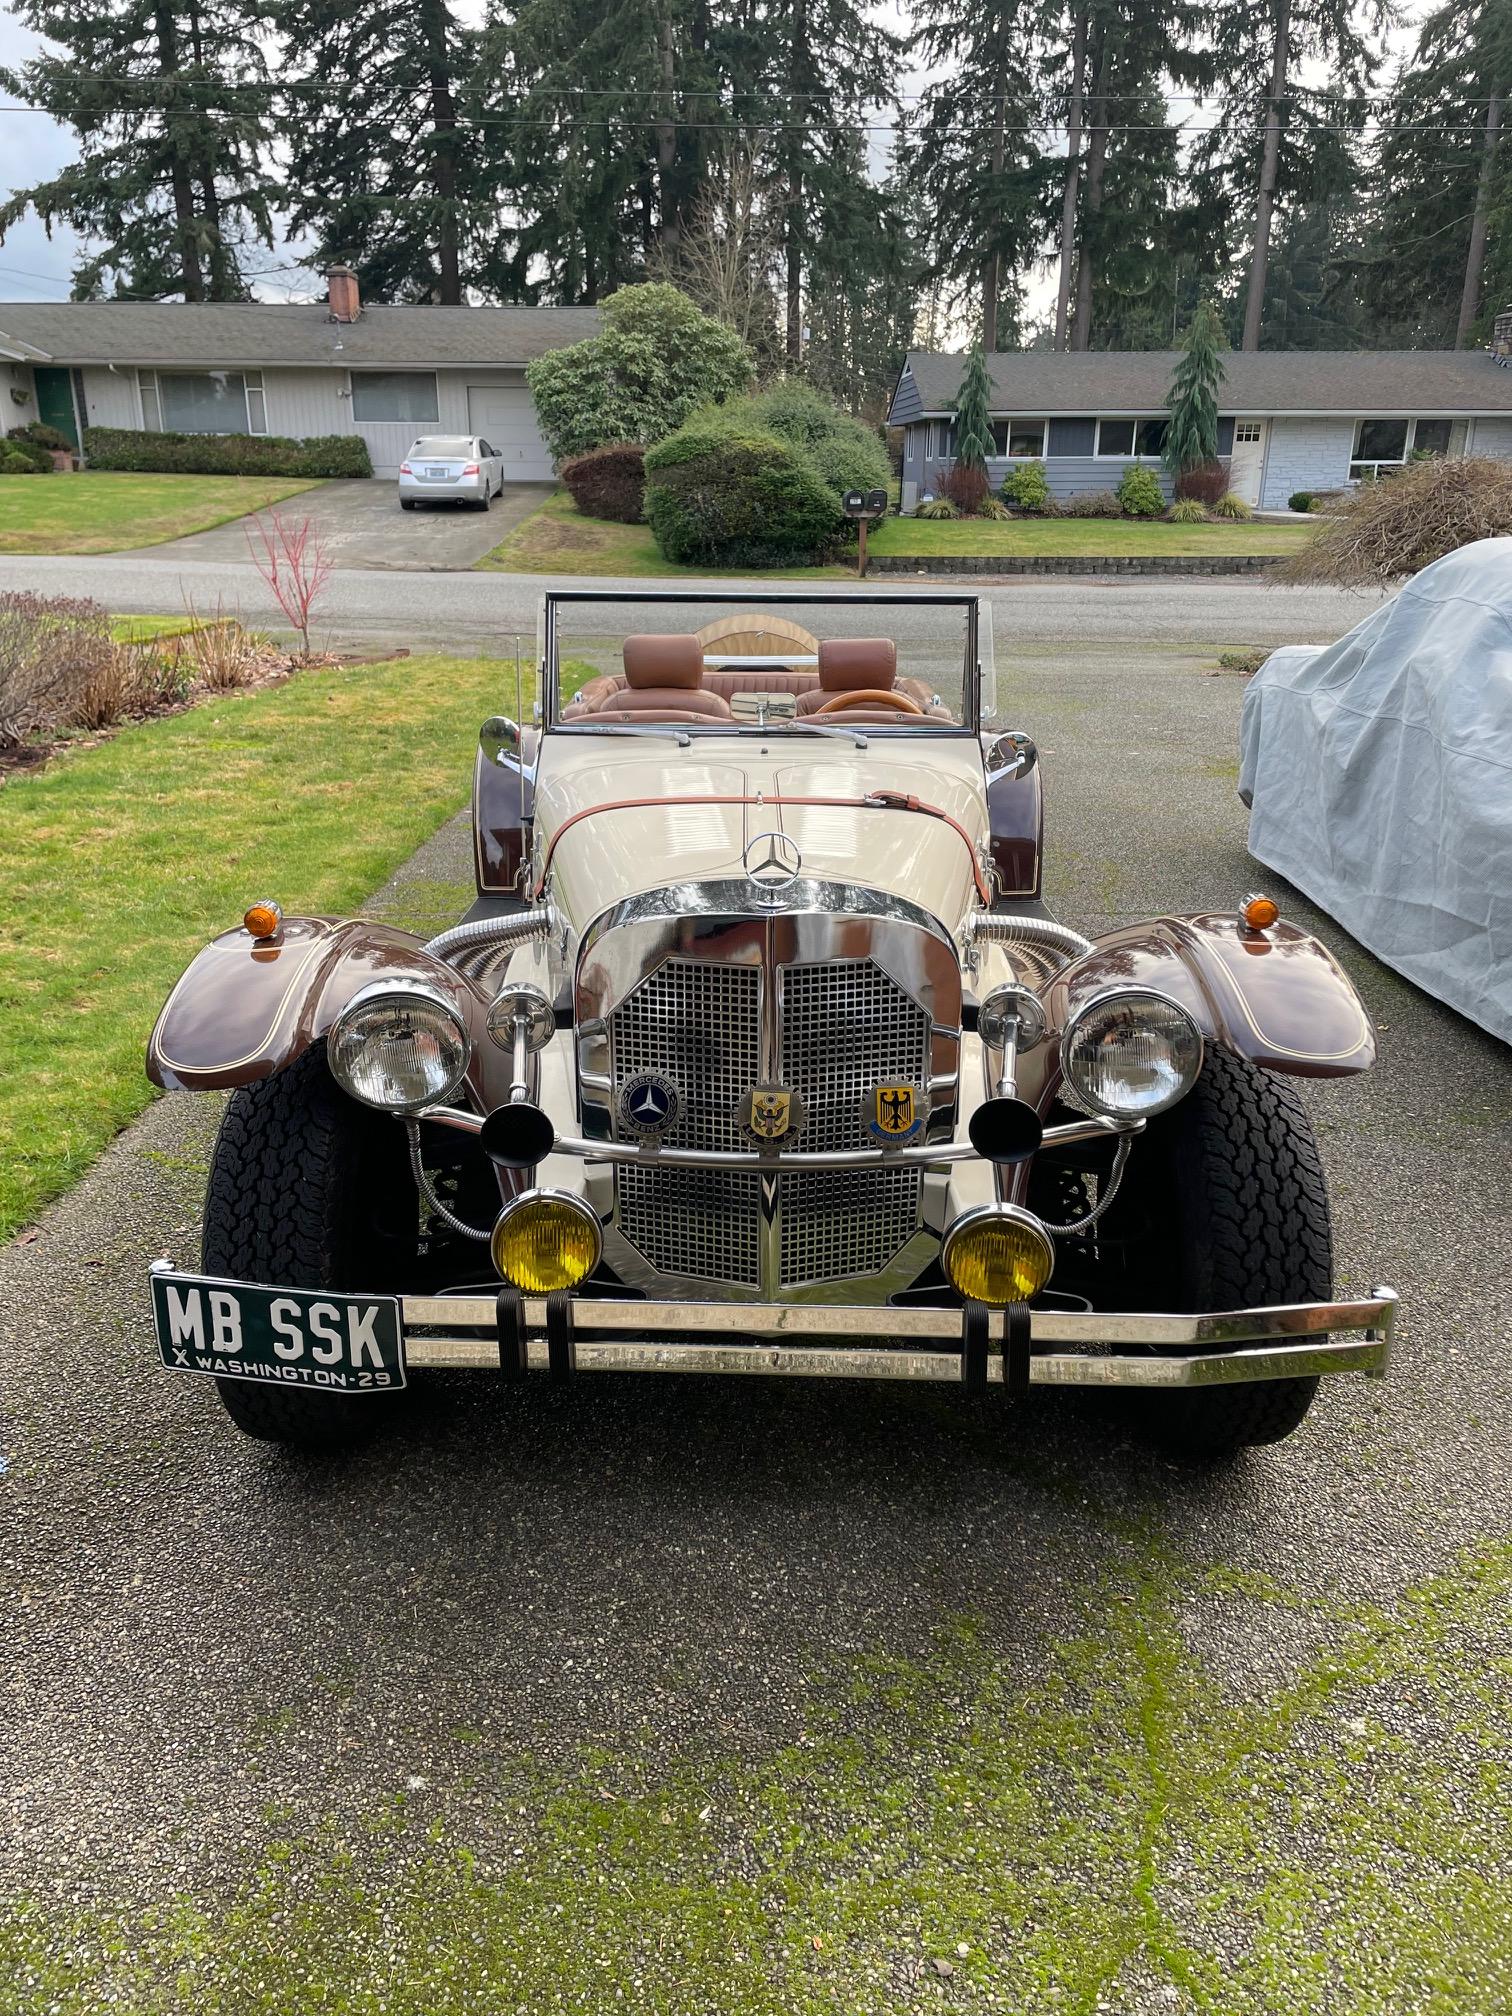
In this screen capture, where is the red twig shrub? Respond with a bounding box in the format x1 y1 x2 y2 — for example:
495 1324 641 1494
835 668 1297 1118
1174 459 1231 505
245 510 335 659
940 460 990 515
561 442 647 523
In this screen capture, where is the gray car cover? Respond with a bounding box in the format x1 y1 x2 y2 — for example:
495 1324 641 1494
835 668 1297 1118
1239 536 1512 1044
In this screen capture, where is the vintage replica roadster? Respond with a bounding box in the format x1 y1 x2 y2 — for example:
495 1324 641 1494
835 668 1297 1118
146 590 1396 1459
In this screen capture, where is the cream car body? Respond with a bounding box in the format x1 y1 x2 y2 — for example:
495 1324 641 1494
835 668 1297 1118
146 590 1398 1457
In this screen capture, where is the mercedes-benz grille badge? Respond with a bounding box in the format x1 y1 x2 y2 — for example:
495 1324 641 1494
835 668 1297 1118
743 829 802 907
618 1071 681 1137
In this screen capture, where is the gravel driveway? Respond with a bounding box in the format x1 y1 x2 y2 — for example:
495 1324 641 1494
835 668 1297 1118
3 634 1509 2012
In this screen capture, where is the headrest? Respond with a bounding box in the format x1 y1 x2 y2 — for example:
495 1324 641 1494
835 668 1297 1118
623 634 705 691
818 637 897 692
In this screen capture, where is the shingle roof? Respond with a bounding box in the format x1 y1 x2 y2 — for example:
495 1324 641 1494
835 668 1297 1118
0 300 600 369
891 348 1512 418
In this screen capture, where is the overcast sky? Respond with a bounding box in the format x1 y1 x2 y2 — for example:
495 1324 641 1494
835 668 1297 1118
0 3 1425 312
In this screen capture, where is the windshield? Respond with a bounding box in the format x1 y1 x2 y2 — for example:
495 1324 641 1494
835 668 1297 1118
542 592 988 734
410 437 474 458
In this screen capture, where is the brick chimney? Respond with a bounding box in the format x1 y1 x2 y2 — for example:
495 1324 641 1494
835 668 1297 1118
326 265 361 324
1493 307 1512 361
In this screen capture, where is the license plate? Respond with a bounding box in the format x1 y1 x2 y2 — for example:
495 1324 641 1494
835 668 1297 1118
426 466 449 478
151 1271 405 1392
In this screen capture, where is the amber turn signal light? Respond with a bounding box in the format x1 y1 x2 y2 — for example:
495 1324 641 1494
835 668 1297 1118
1239 893 1279 932
243 900 284 940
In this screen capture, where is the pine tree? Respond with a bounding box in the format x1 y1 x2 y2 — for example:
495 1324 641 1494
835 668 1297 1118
905 0 1047 350
272 0 495 304
1163 300 1225 473
953 347 995 470
0 0 277 299
1195 0 1385 351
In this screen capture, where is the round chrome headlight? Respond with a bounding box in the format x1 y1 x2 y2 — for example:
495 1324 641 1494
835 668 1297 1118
1060 988 1203 1118
328 979 471 1112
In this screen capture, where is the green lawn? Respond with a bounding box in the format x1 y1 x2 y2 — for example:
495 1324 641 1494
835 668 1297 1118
0 472 322 555
0 650 515 1240
478 487 1312 577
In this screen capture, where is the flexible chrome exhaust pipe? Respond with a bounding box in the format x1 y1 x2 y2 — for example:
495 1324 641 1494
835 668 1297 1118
422 907 555 978
966 912 1094 981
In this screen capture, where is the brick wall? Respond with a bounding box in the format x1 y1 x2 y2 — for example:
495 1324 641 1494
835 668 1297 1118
1258 419 1355 508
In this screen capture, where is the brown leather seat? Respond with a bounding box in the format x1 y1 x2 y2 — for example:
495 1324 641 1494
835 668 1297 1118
563 634 733 720
796 638 898 713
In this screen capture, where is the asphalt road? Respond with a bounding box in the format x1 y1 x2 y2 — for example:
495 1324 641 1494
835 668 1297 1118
4 632 1509 2012
0 549 1394 653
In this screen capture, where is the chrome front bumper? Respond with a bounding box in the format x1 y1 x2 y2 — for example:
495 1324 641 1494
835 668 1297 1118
403 1289 1398 1387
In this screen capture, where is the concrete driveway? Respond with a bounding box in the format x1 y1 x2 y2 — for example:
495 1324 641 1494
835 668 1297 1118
134 476 555 571
5 617 1509 2008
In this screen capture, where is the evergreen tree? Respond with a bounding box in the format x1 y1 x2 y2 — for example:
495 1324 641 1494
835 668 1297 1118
1194 0 1385 351
952 346 995 469
801 170 922 416
273 0 494 304
1163 299 1225 472
905 0 1047 350
0 0 277 299
1363 2 1512 348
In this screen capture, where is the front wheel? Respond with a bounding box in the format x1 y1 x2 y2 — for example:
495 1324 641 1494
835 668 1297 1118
201 1050 418 1449
1113 1048 1332 1461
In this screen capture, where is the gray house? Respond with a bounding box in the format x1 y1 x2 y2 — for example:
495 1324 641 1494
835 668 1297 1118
0 269 597 479
889 348 1512 512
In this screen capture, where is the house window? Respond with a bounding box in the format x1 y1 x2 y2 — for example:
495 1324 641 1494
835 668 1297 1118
1097 417 1167 457
138 369 266 436
351 371 440 423
1350 416 1450 480
928 419 956 458
1233 421 1264 445
993 419 1045 458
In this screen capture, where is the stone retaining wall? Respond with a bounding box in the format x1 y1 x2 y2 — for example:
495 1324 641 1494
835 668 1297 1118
867 552 1286 578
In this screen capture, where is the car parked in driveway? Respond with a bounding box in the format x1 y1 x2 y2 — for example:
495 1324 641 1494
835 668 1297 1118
145 591 1397 1463
398 435 504 510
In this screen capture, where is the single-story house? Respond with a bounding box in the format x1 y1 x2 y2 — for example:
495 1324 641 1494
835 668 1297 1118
0 269 597 479
888 345 1512 512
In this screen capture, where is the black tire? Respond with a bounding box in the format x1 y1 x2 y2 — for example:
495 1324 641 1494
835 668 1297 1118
1117 1048 1331 1461
201 1050 418 1449
400 498 416 510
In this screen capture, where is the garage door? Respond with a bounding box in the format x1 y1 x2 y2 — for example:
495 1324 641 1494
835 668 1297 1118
466 385 554 481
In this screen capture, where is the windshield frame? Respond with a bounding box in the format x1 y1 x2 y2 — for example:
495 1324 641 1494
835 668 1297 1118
538 588 985 737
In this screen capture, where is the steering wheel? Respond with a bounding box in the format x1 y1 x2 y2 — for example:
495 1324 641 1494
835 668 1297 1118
814 688 923 716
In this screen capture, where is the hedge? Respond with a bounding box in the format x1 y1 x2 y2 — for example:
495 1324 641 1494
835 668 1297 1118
560 442 646 523
734 385 891 501
82 427 372 478
644 417 842 566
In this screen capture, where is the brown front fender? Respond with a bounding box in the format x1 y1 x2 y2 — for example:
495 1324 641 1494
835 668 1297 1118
146 918 486 1093
1043 913 1376 1077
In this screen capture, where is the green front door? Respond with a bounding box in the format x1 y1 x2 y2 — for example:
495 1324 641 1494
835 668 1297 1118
33 366 79 449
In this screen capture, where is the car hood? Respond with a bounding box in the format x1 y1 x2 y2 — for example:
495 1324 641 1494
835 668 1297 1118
532 733 988 931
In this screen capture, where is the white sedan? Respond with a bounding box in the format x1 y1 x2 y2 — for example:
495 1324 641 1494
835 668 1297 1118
398 436 504 511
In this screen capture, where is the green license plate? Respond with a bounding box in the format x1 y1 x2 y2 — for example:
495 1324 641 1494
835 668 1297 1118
151 1271 405 1392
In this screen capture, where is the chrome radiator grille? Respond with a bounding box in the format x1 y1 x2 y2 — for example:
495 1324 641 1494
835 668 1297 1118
608 954 933 1293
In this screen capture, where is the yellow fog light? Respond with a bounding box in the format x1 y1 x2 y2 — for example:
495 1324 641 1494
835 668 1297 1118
942 1204 1055 1307
490 1190 601 1294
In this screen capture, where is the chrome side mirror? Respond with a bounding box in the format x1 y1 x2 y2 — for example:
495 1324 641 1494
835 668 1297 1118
480 715 523 764
987 730 1037 778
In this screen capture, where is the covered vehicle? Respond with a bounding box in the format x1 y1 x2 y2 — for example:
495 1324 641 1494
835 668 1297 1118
1240 537 1512 1045
146 591 1395 1462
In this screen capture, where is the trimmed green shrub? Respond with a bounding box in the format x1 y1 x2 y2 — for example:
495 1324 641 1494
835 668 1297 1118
644 416 842 566
1117 463 1165 518
735 385 891 500
560 442 646 523
527 283 753 464
0 448 41 475
1168 497 1208 523
82 427 371 478
1212 491 1253 520
9 421 72 453
1002 460 1055 514
1288 491 1316 513
1061 489 1123 517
